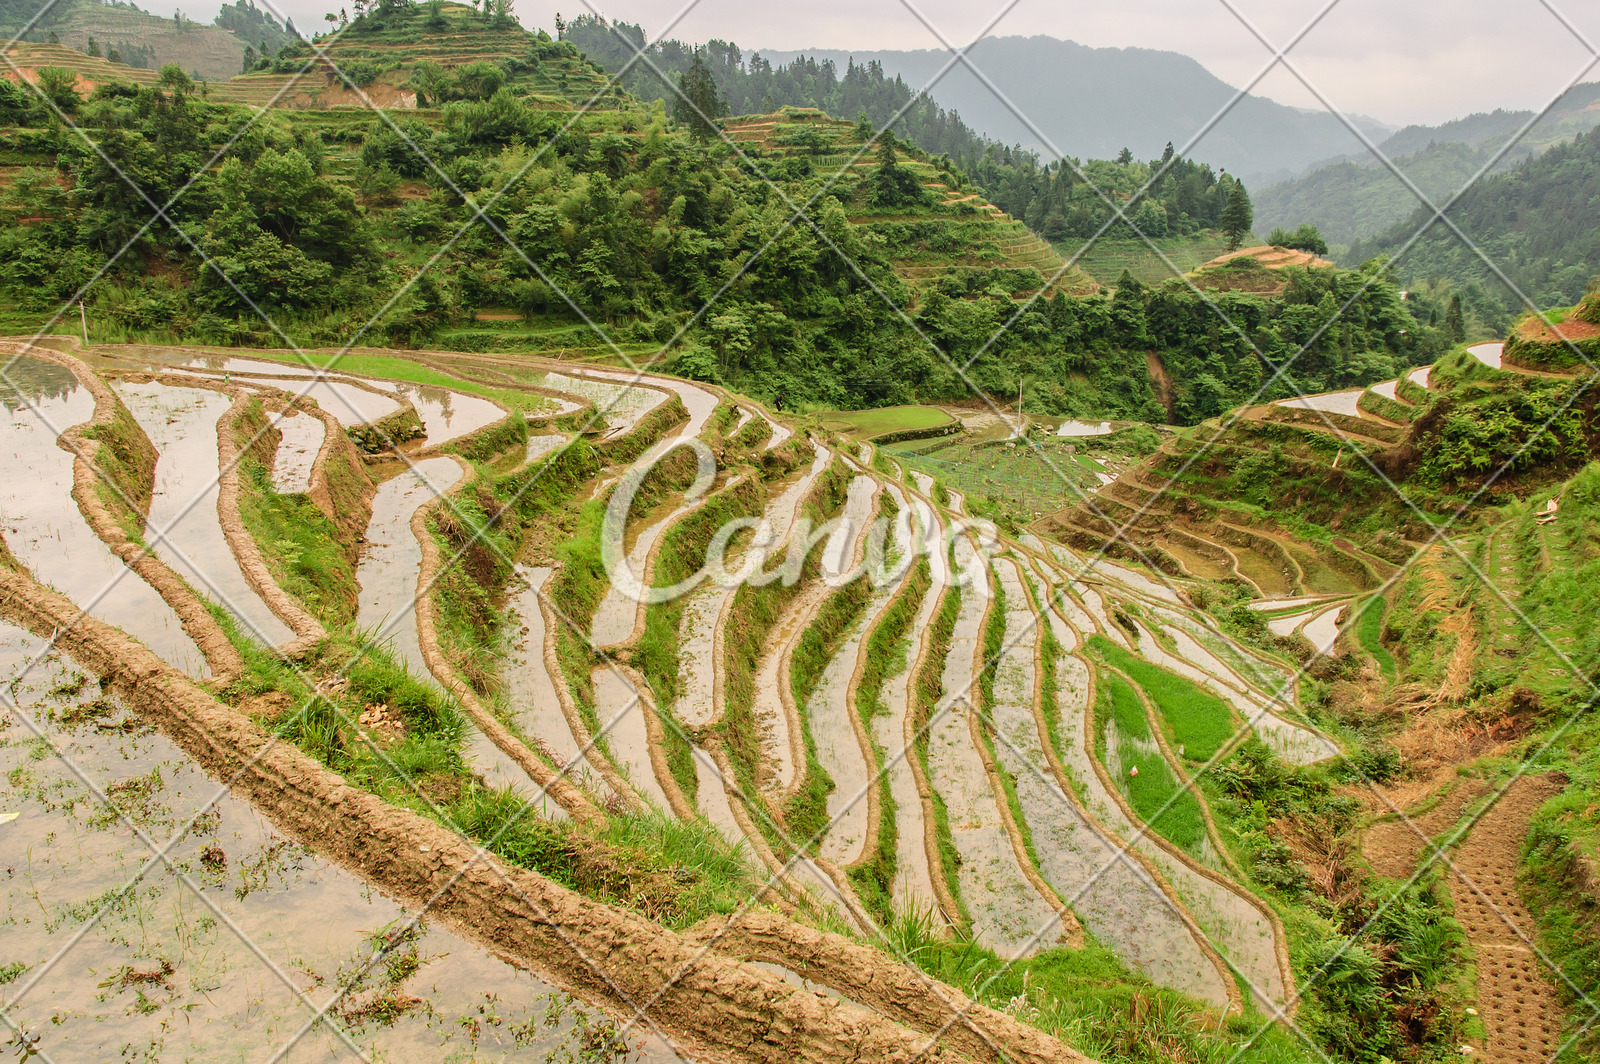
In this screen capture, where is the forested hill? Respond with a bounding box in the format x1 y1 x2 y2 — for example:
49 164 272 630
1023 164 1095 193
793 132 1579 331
0 1 1449 423
1345 127 1600 314
1253 82 1600 247
564 16 1254 246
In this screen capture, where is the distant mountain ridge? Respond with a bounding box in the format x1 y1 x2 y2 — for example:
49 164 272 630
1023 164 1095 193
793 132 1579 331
1255 82 1600 245
758 36 1394 185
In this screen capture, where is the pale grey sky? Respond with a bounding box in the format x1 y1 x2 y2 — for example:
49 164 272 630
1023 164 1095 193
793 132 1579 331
182 0 1599 127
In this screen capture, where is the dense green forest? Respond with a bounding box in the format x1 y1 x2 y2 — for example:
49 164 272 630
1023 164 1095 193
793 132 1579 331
563 16 1251 244
1345 127 1600 314
0 4 1448 422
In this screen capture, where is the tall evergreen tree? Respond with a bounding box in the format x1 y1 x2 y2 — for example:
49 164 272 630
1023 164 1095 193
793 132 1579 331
1221 181 1254 251
673 52 723 141
1444 292 1466 342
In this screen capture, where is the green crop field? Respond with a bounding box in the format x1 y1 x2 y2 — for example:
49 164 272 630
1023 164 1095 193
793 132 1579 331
817 405 953 438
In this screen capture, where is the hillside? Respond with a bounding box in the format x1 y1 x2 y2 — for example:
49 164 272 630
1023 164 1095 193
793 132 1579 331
1254 82 1600 246
1345 127 1600 314
0 0 251 80
0 1 1456 429
758 36 1394 184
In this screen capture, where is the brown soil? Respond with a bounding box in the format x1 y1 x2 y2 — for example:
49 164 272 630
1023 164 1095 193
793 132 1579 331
1200 246 1336 270
0 556 1084 1064
1360 777 1490 880
1145 352 1176 420
1449 775 1567 1062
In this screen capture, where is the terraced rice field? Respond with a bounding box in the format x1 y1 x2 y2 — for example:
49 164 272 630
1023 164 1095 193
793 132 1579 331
0 338 1351 1061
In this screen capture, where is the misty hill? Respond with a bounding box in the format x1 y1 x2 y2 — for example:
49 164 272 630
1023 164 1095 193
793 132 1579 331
758 36 1393 184
1346 126 1600 314
1255 82 1600 245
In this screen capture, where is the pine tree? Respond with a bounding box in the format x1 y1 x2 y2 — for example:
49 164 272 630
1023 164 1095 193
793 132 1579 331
86 37 101 57
1221 181 1254 251
673 52 724 141
1445 293 1465 342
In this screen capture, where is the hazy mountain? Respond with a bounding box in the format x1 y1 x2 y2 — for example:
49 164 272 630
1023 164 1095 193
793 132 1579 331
758 36 1394 185
1255 82 1600 245
1347 126 1600 313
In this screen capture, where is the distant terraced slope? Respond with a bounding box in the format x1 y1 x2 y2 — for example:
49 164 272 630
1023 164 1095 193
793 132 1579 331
724 109 1098 300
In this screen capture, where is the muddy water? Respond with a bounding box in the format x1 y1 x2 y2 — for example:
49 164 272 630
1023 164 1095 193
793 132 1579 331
591 666 670 810
522 432 568 464
812 480 902 866
1077 585 1129 648
564 367 719 440
502 566 605 794
1302 605 1344 657
1468 342 1504 369
1409 365 1432 388
116 381 296 646
1268 608 1317 635
910 471 934 497
753 466 867 800
285 378 401 426
590 486 706 648
926 540 1057 958
873 500 944 913
1371 379 1400 400
268 408 324 493
1136 620 1335 764
354 458 465 672
946 487 966 514
1047 612 1288 1015
541 372 665 437
397 382 505 446
354 459 560 806
1245 593 1331 611
0 623 668 1063
1275 389 1364 417
0 362 205 676
1087 557 1182 604
1006 562 1230 1006
1057 419 1112 437
675 444 829 731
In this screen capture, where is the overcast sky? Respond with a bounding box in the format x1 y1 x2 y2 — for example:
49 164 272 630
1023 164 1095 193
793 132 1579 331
185 0 1599 127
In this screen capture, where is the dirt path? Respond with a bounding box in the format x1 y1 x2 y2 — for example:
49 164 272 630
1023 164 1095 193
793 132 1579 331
1449 776 1566 1062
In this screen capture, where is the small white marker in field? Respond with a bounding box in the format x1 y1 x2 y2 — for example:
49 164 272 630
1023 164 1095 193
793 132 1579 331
1129 766 1139 777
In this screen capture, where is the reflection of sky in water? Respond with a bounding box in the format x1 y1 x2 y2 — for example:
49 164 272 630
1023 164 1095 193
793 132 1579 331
0 355 78 412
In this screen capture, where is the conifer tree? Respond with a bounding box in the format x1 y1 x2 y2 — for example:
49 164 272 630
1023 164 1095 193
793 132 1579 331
1221 181 1254 251
673 52 724 141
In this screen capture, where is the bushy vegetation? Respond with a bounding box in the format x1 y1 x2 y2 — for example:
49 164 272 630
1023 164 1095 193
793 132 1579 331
1348 127 1600 313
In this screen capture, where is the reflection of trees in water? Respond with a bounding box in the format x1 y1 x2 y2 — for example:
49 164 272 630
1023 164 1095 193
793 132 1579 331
0 357 79 412
402 383 456 423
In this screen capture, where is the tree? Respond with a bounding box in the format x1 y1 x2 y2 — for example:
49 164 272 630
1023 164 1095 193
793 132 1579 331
1444 293 1465 342
1116 146 1133 165
1267 223 1328 256
1221 181 1254 251
241 46 256 73
106 47 122 64
673 52 723 141
85 37 100 57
